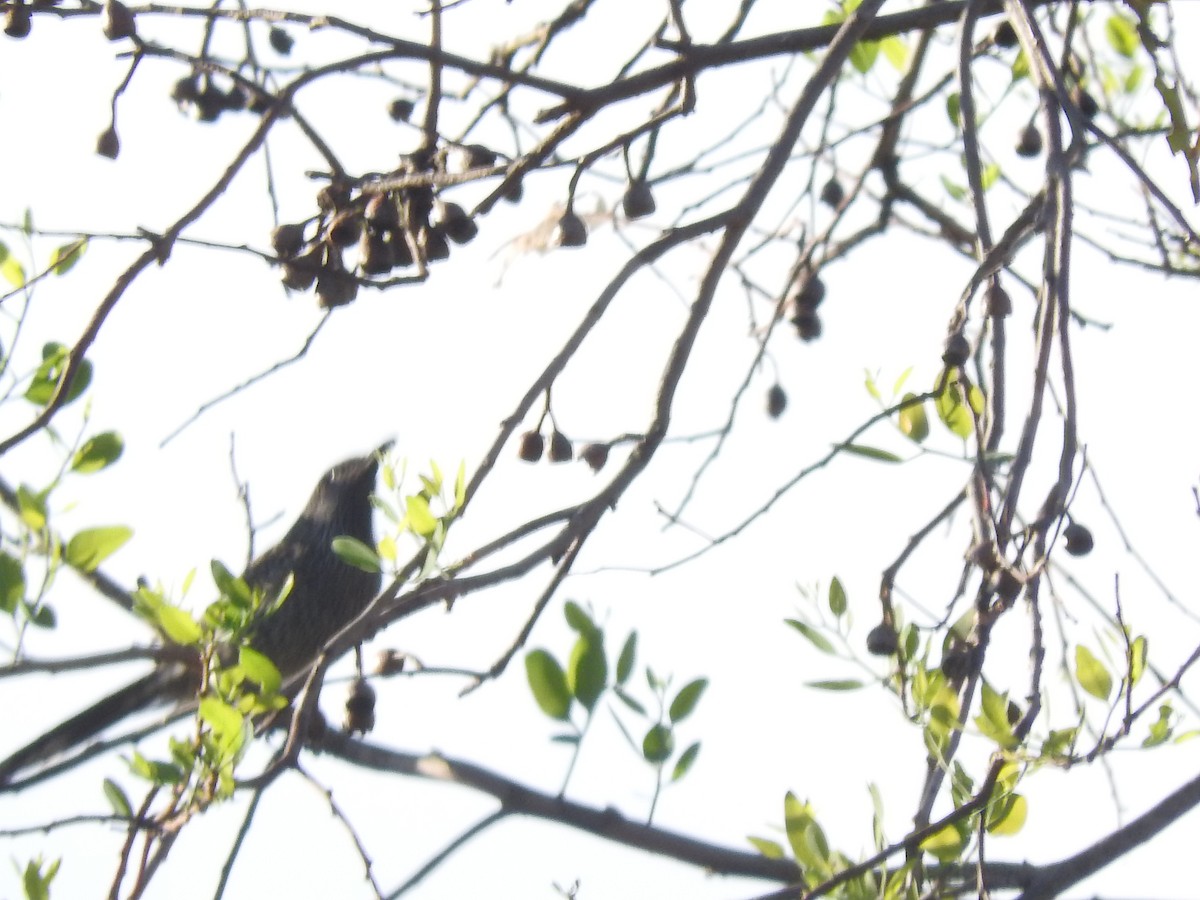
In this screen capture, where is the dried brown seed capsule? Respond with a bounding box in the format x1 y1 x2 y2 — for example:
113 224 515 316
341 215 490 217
170 76 200 106
767 384 787 419
1015 124 1043 158
431 201 478 245
793 311 822 342
1072 86 1099 119
941 644 975 681
95 126 120 159
420 226 451 262
518 431 545 463
866 623 899 657
315 267 359 309
358 231 394 275
553 211 588 248
621 181 656 219
795 275 826 310
993 20 1018 48
580 443 609 472
102 0 135 40
1062 522 1094 556
271 222 307 258
4 4 32 38
374 649 407 677
343 678 376 735
317 182 350 213
390 231 415 268
988 568 1022 604
281 245 323 291
387 97 415 122
500 178 524 204
268 26 293 55
194 83 227 122
364 193 399 229
306 708 328 744
326 210 362 248
942 333 971 367
986 283 1012 317
548 431 573 463
819 177 845 208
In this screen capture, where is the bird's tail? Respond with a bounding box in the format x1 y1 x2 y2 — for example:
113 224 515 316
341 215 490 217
0 666 190 789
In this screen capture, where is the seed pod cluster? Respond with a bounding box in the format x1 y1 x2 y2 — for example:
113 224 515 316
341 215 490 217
171 72 273 122
517 429 574 463
788 272 826 342
272 151 483 306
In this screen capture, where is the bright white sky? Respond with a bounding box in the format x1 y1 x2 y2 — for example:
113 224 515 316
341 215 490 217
2 2 1199 898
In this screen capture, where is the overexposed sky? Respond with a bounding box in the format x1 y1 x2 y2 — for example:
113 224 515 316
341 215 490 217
2 2 1199 898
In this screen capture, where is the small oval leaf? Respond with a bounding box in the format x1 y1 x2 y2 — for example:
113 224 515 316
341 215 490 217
65 525 132 572
668 678 708 723
525 649 572 720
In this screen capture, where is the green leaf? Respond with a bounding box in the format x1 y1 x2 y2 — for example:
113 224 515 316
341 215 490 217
828 577 848 616
807 679 865 691
671 741 700 781
134 588 204 646
839 443 902 463
525 649 572 720
103 778 132 818
404 494 438 537
986 792 1027 835
332 535 382 574
1010 49 1030 83
564 600 599 637
65 525 132 572
642 723 674 763
921 820 969 861
980 162 1001 191
49 238 87 276
864 371 882 402
786 619 836 654
25 342 92 407
568 632 607 711
940 174 967 202
669 678 707 723
199 696 247 756
748 836 786 859
22 857 60 900
945 92 961 128
16 485 48 530
0 241 26 288
898 393 929 442
848 39 879 74
238 646 282 695
880 35 908 71
72 431 124 473
934 368 975 439
1129 635 1147 686
454 461 466 510
1075 645 1113 700
1105 13 1138 58
128 751 185 785
616 631 637 685
0 551 26 614
613 684 646 715
784 793 831 877
974 681 1018 749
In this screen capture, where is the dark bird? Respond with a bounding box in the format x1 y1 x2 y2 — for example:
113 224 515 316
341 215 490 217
0 445 388 791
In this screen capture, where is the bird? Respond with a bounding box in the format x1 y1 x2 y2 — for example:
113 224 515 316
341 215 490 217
0 445 388 791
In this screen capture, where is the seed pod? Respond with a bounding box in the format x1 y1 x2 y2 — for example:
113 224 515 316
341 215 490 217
268 25 293 55
271 222 307 258
101 0 135 40
1072 86 1099 119
95 126 120 159
358 230 394 275
621 181 656 219
326 210 362 248
4 4 32 38
548 431 573 463
390 231 415 268
500 178 524 204
941 644 975 682
317 182 351 213
985 282 1012 317
431 201 478 245
1015 124 1043 158
387 97 415 122
942 333 971 367
767 384 787 419
988 568 1022 604
281 245 323 292
315 266 359 309
374 649 407 677
194 83 227 122
795 274 826 310
866 623 898 657
553 211 588 248
793 311 822 342
343 678 376 735
1062 522 1094 556
170 76 200 107
419 226 451 262
819 177 845 208
364 193 399 229
518 431 545 463
580 443 609 472
993 20 1018 48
